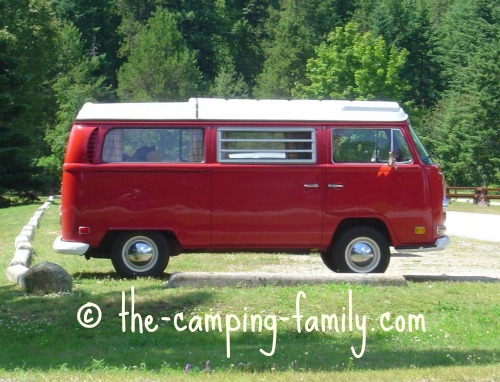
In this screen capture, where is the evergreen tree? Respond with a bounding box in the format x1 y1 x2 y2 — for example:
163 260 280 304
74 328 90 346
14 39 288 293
426 0 500 186
39 22 109 179
1 0 497 193
168 0 222 82
0 0 55 203
210 43 250 97
210 64 250 98
0 30 37 204
116 1 273 93
214 0 276 90
254 0 354 98
253 0 313 98
117 8 202 101
356 0 442 107
51 0 123 90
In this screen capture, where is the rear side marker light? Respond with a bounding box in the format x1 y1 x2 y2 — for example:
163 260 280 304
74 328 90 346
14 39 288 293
79 226 91 235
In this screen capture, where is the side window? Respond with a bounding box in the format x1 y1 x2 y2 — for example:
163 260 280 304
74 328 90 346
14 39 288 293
102 128 204 163
217 128 316 164
332 128 412 164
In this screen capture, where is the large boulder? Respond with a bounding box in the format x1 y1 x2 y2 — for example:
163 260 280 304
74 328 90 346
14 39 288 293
24 262 72 294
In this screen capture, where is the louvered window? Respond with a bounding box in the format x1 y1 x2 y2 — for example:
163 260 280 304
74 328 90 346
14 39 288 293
87 128 99 163
217 128 316 164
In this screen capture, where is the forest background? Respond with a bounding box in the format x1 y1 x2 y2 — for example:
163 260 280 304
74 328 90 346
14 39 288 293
1 0 498 205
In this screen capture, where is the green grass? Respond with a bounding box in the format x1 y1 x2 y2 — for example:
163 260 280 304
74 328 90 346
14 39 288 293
447 200 500 215
0 200 498 381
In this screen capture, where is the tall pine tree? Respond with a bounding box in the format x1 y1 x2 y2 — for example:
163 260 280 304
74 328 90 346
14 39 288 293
117 8 202 101
0 0 55 203
51 0 123 90
425 0 499 186
366 0 442 107
39 22 109 180
254 0 354 98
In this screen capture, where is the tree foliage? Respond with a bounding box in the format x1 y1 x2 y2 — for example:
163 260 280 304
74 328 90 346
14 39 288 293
293 22 408 100
253 0 316 98
39 22 109 179
0 0 55 202
254 0 354 98
1 0 499 203
423 0 500 185
364 0 443 107
117 8 201 101
51 0 123 89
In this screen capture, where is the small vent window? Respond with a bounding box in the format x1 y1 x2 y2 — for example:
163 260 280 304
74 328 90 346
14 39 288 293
87 128 99 163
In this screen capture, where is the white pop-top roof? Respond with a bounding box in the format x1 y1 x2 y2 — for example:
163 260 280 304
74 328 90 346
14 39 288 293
75 98 408 122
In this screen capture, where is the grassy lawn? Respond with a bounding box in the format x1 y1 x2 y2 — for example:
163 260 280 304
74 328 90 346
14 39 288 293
0 200 498 381
447 200 500 215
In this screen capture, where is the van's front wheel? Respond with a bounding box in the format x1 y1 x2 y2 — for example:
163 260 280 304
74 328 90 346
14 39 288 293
111 232 170 278
326 226 390 273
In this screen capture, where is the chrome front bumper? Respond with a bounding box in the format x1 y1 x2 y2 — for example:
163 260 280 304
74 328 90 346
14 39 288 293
53 236 89 256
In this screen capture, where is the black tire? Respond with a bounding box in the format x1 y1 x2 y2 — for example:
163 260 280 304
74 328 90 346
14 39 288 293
328 226 390 273
320 250 334 271
111 231 170 278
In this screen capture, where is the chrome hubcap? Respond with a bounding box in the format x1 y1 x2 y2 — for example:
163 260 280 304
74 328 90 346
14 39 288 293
345 237 380 273
122 236 158 272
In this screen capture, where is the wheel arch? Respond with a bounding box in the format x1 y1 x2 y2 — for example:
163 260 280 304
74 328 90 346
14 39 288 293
88 229 182 259
329 218 393 249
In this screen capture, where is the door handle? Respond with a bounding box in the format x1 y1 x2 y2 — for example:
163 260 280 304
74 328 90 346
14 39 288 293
304 183 319 188
328 184 344 189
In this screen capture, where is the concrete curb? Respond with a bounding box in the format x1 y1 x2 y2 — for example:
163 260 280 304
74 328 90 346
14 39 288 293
166 272 499 288
166 271 407 288
6 264 29 288
404 274 500 283
5 196 54 287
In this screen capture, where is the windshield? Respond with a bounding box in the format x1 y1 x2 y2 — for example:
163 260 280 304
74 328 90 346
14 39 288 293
410 126 433 165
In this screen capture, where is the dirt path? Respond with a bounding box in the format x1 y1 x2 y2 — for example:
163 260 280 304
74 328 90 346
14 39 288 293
258 212 500 279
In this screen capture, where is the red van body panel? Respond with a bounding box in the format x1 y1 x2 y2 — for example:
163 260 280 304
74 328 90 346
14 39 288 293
54 99 449 275
325 124 431 246
61 124 211 250
210 163 324 249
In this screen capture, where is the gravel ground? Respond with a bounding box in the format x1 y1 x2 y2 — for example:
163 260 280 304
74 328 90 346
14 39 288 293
257 212 500 280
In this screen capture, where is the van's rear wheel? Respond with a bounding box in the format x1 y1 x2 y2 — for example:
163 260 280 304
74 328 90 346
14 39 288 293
111 232 170 278
326 226 390 273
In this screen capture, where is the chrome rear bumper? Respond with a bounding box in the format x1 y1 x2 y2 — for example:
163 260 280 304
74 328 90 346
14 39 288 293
53 236 89 256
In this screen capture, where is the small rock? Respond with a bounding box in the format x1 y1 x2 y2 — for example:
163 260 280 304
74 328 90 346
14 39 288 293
24 262 72 294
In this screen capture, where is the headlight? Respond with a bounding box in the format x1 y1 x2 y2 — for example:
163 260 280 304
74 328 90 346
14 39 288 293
442 196 448 211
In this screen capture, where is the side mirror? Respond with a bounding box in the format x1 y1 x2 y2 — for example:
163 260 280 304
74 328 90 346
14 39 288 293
388 151 398 169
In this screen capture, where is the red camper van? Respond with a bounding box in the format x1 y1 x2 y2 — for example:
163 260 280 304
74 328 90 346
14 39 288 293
53 98 449 277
